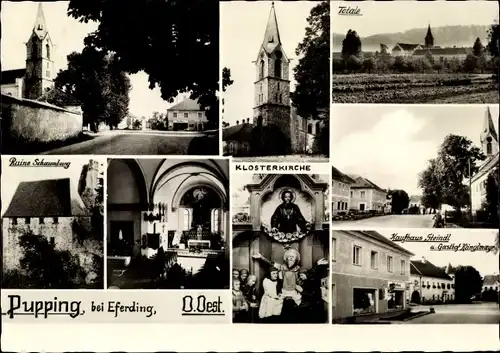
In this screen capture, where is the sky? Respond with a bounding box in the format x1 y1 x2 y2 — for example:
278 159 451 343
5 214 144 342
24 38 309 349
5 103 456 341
1 1 187 118
331 105 500 197
331 1 499 40
377 230 499 276
1 157 104 216
220 1 319 126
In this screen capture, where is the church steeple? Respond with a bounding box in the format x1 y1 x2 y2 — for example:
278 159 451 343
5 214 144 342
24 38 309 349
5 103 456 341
480 106 499 158
262 2 282 52
25 3 54 99
33 3 48 39
425 23 434 48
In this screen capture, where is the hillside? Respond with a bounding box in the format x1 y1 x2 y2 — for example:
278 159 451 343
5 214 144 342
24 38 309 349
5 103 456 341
333 25 492 52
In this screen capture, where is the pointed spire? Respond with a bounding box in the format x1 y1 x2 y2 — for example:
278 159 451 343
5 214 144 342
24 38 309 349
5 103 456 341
482 106 498 142
33 3 48 39
262 2 281 49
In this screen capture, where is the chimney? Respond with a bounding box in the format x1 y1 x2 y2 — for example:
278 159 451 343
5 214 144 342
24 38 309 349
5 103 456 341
236 120 239 125
421 256 426 263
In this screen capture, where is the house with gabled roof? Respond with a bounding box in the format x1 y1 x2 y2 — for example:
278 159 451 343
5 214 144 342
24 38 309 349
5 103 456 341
348 175 388 213
409 257 455 304
166 97 208 131
332 166 355 215
2 178 89 270
482 274 500 292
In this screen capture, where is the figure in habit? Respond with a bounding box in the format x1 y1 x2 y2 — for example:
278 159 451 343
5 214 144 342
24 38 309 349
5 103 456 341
253 247 328 307
270 189 310 234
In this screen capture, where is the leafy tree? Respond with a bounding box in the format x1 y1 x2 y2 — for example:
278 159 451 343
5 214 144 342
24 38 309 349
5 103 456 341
486 24 499 58
473 37 484 57
462 54 479 73
149 111 169 131
312 119 329 156
16 231 85 289
379 43 389 55
454 266 483 303
133 120 143 130
291 1 329 120
55 47 131 131
363 57 376 73
67 0 228 128
430 134 485 211
346 55 363 72
419 159 444 211
388 189 410 214
341 29 362 61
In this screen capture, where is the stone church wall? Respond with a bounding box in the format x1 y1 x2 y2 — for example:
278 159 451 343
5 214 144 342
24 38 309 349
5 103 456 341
1 93 82 142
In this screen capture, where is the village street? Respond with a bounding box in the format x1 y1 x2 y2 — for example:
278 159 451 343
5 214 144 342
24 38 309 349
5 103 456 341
406 303 500 324
334 214 436 228
42 130 218 155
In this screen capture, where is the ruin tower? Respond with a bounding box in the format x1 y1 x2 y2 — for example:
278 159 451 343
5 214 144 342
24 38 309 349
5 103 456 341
25 3 55 99
253 2 291 141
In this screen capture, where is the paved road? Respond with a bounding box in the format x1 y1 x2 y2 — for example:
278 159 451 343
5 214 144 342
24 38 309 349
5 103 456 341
407 303 500 324
334 214 435 228
43 130 217 155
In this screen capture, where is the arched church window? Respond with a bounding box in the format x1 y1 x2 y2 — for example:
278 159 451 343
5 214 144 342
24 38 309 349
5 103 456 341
274 59 281 78
46 44 50 60
260 60 265 79
279 93 282 103
31 38 38 59
212 209 220 233
183 209 191 230
487 142 492 155
307 124 313 134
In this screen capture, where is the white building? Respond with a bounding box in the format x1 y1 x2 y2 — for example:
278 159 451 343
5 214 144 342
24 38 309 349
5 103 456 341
409 258 455 304
166 98 209 131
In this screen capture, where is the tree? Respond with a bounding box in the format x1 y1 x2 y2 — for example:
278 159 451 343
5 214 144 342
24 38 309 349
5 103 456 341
380 43 389 56
341 29 362 61
434 134 485 211
149 111 168 131
454 266 483 303
419 159 444 211
388 190 410 214
363 57 376 73
346 55 363 72
67 0 227 128
55 47 131 131
462 53 479 73
473 37 484 57
312 119 329 157
486 24 499 58
16 231 85 289
291 1 329 121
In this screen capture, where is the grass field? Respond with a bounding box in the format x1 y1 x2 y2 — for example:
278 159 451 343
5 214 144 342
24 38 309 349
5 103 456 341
332 73 499 104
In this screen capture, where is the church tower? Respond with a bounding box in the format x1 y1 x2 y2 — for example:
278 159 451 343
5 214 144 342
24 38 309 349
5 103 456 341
25 3 54 99
253 2 291 140
424 24 434 48
480 106 499 159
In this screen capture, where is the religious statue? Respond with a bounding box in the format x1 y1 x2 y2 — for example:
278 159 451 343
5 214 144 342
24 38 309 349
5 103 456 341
191 188 210 230
270 189 310 234
252 246 328 306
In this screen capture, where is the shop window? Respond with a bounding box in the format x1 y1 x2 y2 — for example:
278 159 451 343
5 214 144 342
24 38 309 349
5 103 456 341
353 288 376 315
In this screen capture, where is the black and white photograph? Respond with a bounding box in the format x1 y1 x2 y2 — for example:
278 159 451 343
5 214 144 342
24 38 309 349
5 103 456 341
331 230 499 324
1 1 219 155
232 173 330 323
106 158 230 290
1 156 105 289
221 1 329 161
331 104 499 229
332 1 499 104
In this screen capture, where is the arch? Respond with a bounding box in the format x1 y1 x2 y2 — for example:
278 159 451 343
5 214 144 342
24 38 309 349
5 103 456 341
487 141 492 154
274 58 281 78
46 43 50 60
107 159 148 208
315 122 321 135
150 160 228 201
260 60 265 79
31 37 38 59
259 174 316 208
172 182 226 212
411 291 421 304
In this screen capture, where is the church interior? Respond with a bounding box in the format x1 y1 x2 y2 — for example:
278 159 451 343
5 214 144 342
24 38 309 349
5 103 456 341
106 159 230 289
